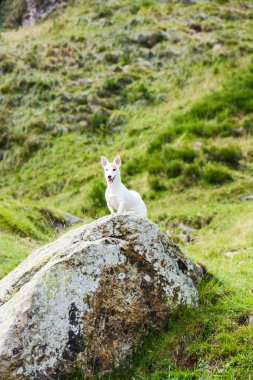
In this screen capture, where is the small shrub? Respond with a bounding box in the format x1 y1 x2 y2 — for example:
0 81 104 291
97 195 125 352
202 164 233 185
203 145 242 168
164 146 197 163
0 58 15 74
91 108 110 132
166 160 183 178
147 131 174 153
130 83 155 104
24 46 40 69
0 125 10 149
183 163 201 182
88 180 106 217
178 146 197 163
147 155 164 174
148 176 167 192
124 156 145 175
108 111 127 127
25 135 46 152
103 78 122 95
242 116 253 135
25 117 50 134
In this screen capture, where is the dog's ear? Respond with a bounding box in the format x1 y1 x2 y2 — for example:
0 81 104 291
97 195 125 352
101 156 109 167
113 155 121 167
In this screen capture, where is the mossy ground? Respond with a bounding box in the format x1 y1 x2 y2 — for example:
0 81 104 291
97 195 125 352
0 0 253 378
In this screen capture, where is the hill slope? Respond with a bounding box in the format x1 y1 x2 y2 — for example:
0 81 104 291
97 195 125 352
0 0 253 378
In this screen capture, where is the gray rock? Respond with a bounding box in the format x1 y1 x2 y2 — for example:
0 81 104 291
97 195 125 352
61 211 83 226
248 314 253 325
40 208 83 234
224 251 239 259
0 213 202 379
240 195 253 201
24 0 62 25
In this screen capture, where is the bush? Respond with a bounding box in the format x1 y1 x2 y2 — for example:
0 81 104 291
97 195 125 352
0 125 10 149
147 145 198 177
88 180 107 217
147 131 174 153
91 108 110 132
124 156 145 175
164 146 197 163
130 83 155 104
175 120 236 138
166 160 183 178
147 154 164 174
25 117 50 134
183 163 201 182
25 135 46 152
202 164 233 185
148 176 167 192
103 78 122 95
242 116 253 135
0 58 15 73
178 147 197 163
165 146 197 165
203 145 242 168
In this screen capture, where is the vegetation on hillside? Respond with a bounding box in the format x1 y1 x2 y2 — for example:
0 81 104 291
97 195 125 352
0 0 253 378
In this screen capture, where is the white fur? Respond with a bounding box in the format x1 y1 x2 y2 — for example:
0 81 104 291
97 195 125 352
101 155 147 217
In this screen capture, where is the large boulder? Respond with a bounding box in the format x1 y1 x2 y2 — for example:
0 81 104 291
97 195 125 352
0 213 202 379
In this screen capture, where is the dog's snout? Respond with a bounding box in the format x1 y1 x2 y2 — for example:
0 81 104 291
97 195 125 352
108 175 112 179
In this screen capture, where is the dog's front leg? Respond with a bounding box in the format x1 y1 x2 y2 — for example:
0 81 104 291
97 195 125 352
107 202 114 214
117 202 125 213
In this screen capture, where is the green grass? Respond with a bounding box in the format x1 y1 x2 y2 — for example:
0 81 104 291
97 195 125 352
0 0 253 378
0 232 35 279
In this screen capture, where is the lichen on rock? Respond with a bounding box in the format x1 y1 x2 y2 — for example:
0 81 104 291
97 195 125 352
0 213 202 379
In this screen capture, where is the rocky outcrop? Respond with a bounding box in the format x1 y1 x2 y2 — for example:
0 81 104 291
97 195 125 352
0 0 62 28
0 213 202 379
24 0 62 25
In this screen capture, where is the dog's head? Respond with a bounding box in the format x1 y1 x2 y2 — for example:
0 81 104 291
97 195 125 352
101 155 121 184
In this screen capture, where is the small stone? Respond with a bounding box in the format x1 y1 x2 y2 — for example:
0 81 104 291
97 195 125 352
237 261 246 266
248 315 253 325
195 141 203 149
213 43 223 51
224 251 239 259
118 273 126 280
240 195 253 201
180 231 195 243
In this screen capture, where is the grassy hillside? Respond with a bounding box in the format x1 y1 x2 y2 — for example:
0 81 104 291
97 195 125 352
0 0 253 378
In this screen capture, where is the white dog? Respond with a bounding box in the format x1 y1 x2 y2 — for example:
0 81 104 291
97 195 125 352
101 155 147 217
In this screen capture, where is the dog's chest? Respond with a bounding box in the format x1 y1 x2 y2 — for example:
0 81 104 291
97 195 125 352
107 194 119 209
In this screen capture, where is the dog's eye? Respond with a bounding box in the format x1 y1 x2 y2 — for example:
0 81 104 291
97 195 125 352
106 169 108 171
113 169 116 171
